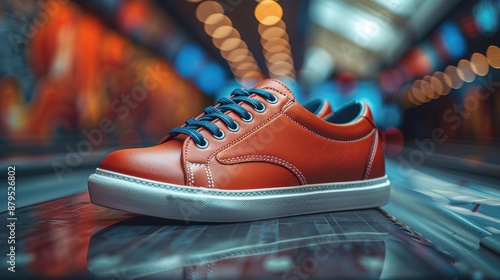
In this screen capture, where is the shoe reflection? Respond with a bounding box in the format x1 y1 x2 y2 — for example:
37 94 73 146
87 211 388 279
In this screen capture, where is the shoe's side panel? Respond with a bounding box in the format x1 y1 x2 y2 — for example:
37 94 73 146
216 113 375 188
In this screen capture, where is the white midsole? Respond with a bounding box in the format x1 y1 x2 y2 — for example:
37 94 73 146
88 168 390 222
92 168 389 196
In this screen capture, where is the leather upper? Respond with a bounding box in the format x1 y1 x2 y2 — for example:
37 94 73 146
99 78 386 190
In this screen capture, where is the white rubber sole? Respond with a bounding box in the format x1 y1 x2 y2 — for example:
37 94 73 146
88 168 390 222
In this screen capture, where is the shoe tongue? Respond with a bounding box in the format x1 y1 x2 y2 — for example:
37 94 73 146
253 78 295 100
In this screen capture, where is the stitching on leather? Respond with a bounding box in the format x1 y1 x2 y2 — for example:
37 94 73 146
262 86 291 101
185 161 195 186
96 169 387 196
184 139 191 185
364 133 378 179
283 113 375 142
220 155 307 185
361 132 376 180
207 111 283 163
204 164 214 188
284 99 294 110
267 78 293 97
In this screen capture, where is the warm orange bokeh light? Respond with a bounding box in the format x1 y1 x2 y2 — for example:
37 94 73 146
255 0 283 26
412 81 429 103
204 14 231 36
212 29 240 48
196 1 224 22
470 52 489 76
261 26 287 41
444 65 464 89
267 53 293 64
486 45 500 69
219 38 243 52
211 25 235 39
406 89 421 106
420 78 436 99
430 76 444 96
400 45 500 108
226 48 252 62
457 59 476 82
411 87 427 103
197 1 261 80
258 20 286 35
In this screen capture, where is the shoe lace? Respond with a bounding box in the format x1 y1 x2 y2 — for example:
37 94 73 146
168 88 277 148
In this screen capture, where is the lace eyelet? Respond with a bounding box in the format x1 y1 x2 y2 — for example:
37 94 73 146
254 103 266 113
228 122 240 132
266 94 278 104
242 112 253 122
196 139 209 149
213 130 225 140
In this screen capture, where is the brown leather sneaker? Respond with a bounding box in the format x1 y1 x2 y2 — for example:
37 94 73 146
88 79 389 222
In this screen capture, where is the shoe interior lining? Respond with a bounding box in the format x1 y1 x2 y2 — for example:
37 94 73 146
325 102 364 124
303 99 323 115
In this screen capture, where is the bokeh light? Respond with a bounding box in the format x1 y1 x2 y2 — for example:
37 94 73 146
174 43 205 78
255 0 283 26
486 45 500 68
420 79 435 99
204 14 231 36
444 65 464 89
196 1 224 22
196 0 261 81
470 52 489 76
380 127 404 157
196 61 226 96
456 59 476 82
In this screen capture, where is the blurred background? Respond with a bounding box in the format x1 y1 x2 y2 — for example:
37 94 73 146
0 0 499 205
1 1 500 278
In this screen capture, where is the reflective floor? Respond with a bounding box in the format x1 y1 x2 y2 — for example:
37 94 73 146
1 154 500 279
0 193 459 279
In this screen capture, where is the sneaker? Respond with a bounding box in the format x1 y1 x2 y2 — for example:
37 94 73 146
88 78 390 222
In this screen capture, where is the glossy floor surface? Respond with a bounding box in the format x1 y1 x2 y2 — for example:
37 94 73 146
1 157 500 279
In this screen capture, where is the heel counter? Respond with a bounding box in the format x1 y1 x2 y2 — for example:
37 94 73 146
364 129 386 179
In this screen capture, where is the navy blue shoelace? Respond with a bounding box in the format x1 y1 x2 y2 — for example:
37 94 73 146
168 88 278 148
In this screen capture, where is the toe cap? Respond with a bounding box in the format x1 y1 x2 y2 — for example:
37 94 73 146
99 140 185 185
